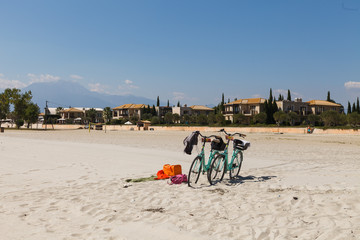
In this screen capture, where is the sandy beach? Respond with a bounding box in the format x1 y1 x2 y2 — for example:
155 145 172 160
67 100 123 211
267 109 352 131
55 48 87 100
0 129 359 240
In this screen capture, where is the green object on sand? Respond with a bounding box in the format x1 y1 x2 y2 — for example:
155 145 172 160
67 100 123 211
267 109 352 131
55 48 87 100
125 175 156 183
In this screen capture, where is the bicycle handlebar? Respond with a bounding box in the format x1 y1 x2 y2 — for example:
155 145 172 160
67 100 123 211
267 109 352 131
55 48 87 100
199 132 218 139
233 132 246 138
218 129 246 138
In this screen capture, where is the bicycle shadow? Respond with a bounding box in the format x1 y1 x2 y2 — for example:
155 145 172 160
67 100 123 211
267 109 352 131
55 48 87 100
189 175 277 189
223 175 277 186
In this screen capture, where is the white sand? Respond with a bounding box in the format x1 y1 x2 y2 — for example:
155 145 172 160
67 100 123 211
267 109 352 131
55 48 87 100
0 129 359 240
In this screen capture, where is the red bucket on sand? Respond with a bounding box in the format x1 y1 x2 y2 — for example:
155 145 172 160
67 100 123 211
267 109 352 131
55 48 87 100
154 170 169 180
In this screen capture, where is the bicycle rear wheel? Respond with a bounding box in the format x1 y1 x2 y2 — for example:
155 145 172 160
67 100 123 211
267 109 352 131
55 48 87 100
188 156 202 187
208 154 226 185
229 151 243 179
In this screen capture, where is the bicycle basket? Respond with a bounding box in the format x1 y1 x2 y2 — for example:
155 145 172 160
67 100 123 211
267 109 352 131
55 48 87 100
233 139 250 150
211 137 226 151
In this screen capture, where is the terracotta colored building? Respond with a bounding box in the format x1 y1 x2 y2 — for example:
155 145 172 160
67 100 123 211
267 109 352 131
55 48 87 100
224 98 266 122
112 104 148 120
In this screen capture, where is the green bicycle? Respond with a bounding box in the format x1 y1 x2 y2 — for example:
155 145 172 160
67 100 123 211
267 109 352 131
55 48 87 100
187 132 224 187
208 129 250 185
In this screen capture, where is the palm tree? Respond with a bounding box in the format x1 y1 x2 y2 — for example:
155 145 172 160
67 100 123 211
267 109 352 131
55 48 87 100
86 108 97 123
103 107 112 123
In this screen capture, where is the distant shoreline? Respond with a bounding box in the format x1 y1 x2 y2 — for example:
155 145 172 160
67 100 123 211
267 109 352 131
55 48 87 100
2 124 359 135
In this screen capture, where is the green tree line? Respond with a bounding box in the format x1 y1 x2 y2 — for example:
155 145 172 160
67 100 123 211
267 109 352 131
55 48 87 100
0 88 40 128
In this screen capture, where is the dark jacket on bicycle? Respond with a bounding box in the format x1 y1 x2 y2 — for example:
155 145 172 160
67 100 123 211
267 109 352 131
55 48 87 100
183 131 199 155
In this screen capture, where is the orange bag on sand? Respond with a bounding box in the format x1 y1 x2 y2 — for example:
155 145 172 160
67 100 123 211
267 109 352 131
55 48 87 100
154 170 169 180
163 164 182 176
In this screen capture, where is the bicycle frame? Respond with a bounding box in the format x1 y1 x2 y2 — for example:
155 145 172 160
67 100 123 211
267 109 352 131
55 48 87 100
197 139 219 173
207 129 246 185
219 136 242 172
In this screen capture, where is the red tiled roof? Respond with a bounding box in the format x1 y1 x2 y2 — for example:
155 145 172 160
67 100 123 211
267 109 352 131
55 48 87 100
225 98 266 105
306 100 342 107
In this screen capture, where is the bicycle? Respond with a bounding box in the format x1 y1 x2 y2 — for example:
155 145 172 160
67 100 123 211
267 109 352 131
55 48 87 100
208 129 249 185
187 132 224 187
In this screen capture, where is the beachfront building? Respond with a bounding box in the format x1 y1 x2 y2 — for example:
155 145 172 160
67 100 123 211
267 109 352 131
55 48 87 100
276 98 310 116
90 108 105 123
189 105 214 116
172 105 192 116
155 106 173 118
306 100 343 115
60 108 84 123
44 107 59 117
59 107 104 124
40 107 59 123
112 104 148 120
224 98 266 122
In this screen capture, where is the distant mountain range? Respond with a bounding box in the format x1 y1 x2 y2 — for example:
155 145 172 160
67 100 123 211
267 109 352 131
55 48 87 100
23 81 156 111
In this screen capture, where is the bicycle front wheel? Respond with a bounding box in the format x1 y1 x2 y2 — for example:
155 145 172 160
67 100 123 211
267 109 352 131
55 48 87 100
188 156 202 187
229 151 243 179
208 154 226 185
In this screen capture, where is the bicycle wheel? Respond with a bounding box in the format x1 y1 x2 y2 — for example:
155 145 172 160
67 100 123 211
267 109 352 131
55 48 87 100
208 154 226 185
205 152 219 175
229 151 243 179
188 156 202 187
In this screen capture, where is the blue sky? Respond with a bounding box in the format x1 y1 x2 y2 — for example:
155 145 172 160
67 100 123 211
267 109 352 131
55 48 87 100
0 0 359 108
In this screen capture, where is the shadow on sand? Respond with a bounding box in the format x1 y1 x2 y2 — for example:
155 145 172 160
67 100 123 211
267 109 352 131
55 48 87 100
223 175 277 186
189 175 277 189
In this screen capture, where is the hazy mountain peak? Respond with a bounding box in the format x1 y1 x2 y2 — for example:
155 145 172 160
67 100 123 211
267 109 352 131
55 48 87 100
23 80 155 111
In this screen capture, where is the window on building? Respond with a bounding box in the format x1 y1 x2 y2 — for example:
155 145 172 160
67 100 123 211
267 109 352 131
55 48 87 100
300 107 306 115
234 106 239 113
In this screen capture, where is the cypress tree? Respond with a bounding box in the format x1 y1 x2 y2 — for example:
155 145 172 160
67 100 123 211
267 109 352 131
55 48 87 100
272 100 278 112
152 105 157 116
352 103 356 113
167 100 169 107
156 96 160 107
287 90 291 101
264 100 269 123
177 101 180 107
357 97 360 113
268 100 273 123
263 88 276 124
326 91 335 103
347 101 352 115
220 93 225 112
266 89 275 123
